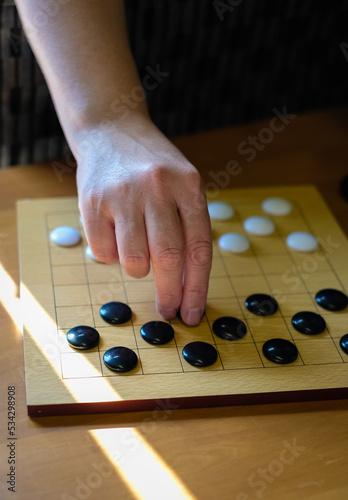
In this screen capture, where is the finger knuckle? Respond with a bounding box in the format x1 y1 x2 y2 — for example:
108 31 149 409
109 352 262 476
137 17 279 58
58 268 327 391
187 241 213 267
187 169 201 183
154 247 183 270
79 188 103 215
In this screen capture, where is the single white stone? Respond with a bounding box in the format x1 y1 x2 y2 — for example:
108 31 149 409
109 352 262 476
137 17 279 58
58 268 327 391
262 197 292 216
85 245 98 261
286 231 318 252
218 233 250 253
243 216 275 236
50 226 81 246
208 202 234 220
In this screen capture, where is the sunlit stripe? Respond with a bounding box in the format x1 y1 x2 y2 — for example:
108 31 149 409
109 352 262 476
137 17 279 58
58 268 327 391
90 428 197 500
1 262 195 499
0 263 22 331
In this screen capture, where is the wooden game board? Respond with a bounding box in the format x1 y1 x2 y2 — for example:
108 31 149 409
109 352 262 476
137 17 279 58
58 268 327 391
17 186 348 417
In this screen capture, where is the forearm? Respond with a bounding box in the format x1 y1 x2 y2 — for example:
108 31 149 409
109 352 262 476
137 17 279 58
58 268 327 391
15 0 149 150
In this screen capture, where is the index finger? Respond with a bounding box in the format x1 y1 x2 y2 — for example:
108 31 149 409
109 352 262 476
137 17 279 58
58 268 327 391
145 201 184 321
178 184 212 326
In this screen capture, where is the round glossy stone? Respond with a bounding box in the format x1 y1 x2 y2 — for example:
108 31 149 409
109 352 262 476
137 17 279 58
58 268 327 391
182 341 218 367
212 316 247 340
286 232 318 252
245 293 278 316
208 202 234 220
315 288 348 311
85 245 99 261
218 233 250 253
140 321 174 345
66 326 100 350
262 338 298 364
103 347 138 372
262 197 292 216
339 334 348 355
243 216 275 236
99 302 132 325
50 226 81 246
339 175 348 202
291 311 326 335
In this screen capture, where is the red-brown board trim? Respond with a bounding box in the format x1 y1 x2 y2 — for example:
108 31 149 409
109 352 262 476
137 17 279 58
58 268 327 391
28 387 348 417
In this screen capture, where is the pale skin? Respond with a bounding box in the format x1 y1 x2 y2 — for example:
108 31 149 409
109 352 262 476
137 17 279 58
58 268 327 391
15 0 212 325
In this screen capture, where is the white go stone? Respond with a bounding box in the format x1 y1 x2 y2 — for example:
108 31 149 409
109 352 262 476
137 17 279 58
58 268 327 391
218 233 250 253
208 202 234 220
85 245 99 261
262 197 292 216
50 226 81 246
286 232 318 252
243 216 275 236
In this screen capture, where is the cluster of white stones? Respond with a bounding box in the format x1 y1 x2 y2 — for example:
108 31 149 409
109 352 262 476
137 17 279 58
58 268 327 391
208 197 318 253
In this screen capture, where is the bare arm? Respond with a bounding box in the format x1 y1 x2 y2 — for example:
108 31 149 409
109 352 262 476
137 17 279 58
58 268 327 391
15 0 212 325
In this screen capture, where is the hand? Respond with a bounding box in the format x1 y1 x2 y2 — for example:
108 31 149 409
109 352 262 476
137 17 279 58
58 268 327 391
75 115 212 325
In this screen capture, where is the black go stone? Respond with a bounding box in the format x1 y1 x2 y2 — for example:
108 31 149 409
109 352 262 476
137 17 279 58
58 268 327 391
315 289 348 312
212 316 247 341
182 341 218 367
103 347 138 373
291 311 326 335
262 338 298 364
66 326 100 350
99 302 132 325
140 321 174 345
339 334 348 355
245 293 278 316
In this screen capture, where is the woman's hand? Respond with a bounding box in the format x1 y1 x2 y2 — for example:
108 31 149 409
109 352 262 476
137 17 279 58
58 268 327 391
76 115 212 325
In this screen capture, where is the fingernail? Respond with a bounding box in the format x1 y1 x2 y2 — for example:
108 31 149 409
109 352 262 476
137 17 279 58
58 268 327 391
187 308 203 326
161 308 177 320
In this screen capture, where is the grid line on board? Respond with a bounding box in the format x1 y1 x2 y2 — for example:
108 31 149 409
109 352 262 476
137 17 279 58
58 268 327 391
241 199 306 365
237 200 305 365
240 198 344 365
45 213 64 379
294 202 347 363
270 200 345 364
45 202 347 380
78 215 103 374
213 225 266 369
226 201 299 367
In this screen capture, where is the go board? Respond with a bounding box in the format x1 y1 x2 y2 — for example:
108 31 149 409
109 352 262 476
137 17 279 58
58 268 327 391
17 186 348 417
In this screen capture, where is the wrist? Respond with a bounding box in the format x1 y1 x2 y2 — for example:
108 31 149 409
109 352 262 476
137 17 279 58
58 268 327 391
66 108 152 160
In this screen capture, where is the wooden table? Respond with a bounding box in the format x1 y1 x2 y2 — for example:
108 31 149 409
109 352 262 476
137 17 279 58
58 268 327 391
1 108 347 500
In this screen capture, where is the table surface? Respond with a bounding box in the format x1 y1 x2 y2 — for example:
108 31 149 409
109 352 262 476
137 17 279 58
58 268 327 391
0 108 348 500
